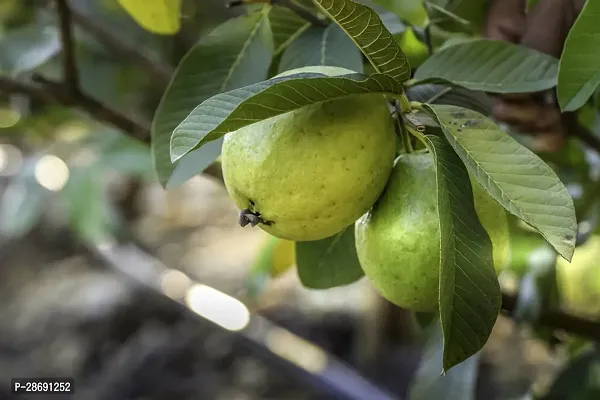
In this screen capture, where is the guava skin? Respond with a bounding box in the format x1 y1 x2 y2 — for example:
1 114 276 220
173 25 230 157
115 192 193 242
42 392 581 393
221 93 396 241
355 152 509 312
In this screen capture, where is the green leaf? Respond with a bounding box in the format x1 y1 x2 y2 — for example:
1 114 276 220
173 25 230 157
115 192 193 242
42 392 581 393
269 5 311 55
406 83 491 116
557 0 600 111
543 347 600 400
313 0 411 82
151 10 273 187
117 0 181 35
62 167 118 244
0 168 46 238
295 227 364 289
423 104 577 261
415 39 558 93
372 0 429 27
170 72 402 161
165 137 223 189
278 24 363 73
409 317 480 400
422 133 500 372
526 0 541 11
0 26 60 76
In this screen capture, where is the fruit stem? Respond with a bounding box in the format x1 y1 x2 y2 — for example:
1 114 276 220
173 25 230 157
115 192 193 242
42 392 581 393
393 99 414 153
401 121 414 153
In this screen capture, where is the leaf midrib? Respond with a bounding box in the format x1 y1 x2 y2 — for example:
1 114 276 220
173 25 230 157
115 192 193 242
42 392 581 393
219 7 269 92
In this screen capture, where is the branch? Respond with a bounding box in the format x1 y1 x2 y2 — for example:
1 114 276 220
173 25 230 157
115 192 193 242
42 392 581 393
2 75 151 142
0 75 225 181
501 292 600 342
69 7 172 86
56 0 79 96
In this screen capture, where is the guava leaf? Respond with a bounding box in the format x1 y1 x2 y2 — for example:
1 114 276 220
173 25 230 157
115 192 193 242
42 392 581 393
313 0 411 82
424 133 500 372
415 39 558 93
423 104 577 261
117 0 181 35
269 5 311 55
165 138 224 189
278 24 363 73
0 26 60 76
409 317 480 400
557 0 600 111
295 228 364 289
406 83 491 116
151 10 273 187
170 72 402 161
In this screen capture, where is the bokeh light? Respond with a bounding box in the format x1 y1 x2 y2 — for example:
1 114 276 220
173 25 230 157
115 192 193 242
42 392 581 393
34 155 70 191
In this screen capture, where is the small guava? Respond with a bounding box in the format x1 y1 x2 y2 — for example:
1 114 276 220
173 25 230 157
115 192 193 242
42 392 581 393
221 66 396 241
355 152 510 312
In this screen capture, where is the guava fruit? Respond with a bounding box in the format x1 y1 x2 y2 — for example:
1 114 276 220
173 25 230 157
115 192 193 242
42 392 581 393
221 66 396 241
355 152 510 312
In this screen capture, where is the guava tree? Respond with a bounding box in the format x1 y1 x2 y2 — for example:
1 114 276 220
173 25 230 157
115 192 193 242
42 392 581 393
2 0 600 398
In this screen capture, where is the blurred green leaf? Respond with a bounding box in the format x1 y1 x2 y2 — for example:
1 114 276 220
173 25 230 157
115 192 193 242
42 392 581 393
295 227 364 289
61 166 117 244
268 5 311 55
557 0 600 111
117 0 181 35
152 10 273 186
372 0 428 27
424 104 577 261
0 163 46 238
415 40 558 93
278 24 363 73
542 347 600 400
313 0 411 82
409 316 480 400
0 26 59 76
526 0 541 11
171 72 402 161
423 133 500 372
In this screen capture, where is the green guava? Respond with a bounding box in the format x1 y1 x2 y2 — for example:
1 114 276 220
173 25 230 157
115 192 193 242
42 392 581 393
221 66 396 241
355 152 510 312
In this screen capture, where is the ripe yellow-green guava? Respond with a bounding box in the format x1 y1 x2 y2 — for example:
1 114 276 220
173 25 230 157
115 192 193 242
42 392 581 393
355 152 510 312
221 66 396 241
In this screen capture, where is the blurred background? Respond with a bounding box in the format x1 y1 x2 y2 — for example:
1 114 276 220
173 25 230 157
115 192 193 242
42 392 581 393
1 0 600 399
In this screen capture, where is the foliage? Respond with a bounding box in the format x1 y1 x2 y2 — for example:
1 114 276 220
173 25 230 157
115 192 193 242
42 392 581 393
2 0 600 397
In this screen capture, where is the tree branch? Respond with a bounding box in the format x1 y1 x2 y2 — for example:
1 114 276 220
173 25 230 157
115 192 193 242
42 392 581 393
69 7 172 86
2 75 151 142
501 292 600 342
56 0 79 96
0 75 226 181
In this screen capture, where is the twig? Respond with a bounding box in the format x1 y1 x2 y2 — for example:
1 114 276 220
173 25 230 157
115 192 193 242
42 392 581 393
502 292 600 342
56 0 79 97
69 7 172 85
